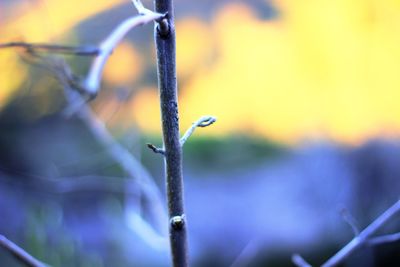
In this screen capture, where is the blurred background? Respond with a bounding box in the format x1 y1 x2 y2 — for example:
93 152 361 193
0 0 400 266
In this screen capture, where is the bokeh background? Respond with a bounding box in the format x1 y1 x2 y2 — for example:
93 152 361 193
0 0 400 266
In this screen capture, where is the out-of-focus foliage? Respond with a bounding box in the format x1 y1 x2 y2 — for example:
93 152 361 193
2 0 400 144
1 1 400 267
103 41 143 85
0 0 124 106
132 0 400 144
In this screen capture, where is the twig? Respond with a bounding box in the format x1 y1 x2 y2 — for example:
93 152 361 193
180 116 216 147
84 10 165 95
0 42 99 56
131 0 156 16
146 143 165 155
0 235 48 267
0 172 141 195
230 239 259 267
18 53 89 99
340 207 360 236
154 0 189 265
367 232 400 246
37 56 168 236
321 199 400 267
69 91 167 234
292 254 312 267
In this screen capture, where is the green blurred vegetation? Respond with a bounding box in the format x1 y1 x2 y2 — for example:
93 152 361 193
141 134 288 175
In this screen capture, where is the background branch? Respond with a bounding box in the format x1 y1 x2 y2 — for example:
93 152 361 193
292 254 312 267
35 56 169 238
322 199 400 267
0 42 99 56
292 199 400 267
340 207 360 236
84 11 165 95
0 235 48 267
367 232 400 246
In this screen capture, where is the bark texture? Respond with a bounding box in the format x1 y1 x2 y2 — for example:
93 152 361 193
153 0 189 266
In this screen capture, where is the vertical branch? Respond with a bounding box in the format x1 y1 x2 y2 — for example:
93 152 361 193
153 0 189 266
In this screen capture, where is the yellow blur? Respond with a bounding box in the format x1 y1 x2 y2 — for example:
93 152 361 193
0 0 124 107
2 0 400 144
134 1 400 144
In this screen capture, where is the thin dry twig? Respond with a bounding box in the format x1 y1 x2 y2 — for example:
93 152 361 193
230 239 259 267
367 232 400 246
293 199 400 267
68 92 167 235
321 199 400 267
292 254 312 267
340 207 360 236
146 143 165 155
35 56 168 238
0 235 48 267
131 0 155 15
180 116 216 147
1 4 164 98
0 42 99 56
84 10 165 95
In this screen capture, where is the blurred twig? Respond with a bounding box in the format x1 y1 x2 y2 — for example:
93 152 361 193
292 199 400 267
61 67 167 237
1 8 165 98
0 235 48 267
24 54 168 242
368 232 400 246
0 42 99 56
292 254 312 267
322 200 400 267
84 9 165 96
340 207 360 236
131 0 160 16
230 239 259 267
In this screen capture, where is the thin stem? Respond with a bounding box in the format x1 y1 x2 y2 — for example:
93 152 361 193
131 0 156 16
41 56 168 236
0 235 48 267
0 42 99 56
154 0 189 266
230 239 259 267
368 232 400 246
180 116 216 147
84 11 165 95
340 207 360 236
64 91 167 236
292 254 312 267
147 143 166 155
322 199 400 267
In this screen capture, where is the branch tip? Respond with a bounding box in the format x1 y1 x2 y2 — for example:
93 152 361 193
146 143 165 155
197 116 217 127
340 207 360 236
180 116 217 147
